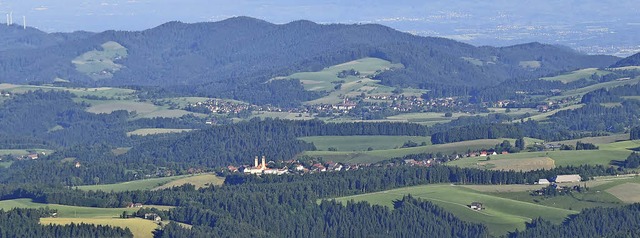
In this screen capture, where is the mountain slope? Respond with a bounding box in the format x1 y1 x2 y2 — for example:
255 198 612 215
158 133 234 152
0 24 93 51
0 17 619 105
611 52 640 67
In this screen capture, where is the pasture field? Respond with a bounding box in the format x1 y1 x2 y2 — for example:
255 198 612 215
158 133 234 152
76 175 191 192
152 173 225 190
550 134 629 146
77 173 225 192
72 41 128 80
606 183 640 203
273 57 412 105
278 57 402 92
522 104 584 121
127 128 194 136
0 83 136 98
82 100 198 119
331 184 576 236
448 148 632 169
0 161 13 168
85 101 158 114
540 68 610 83
0 149 54 156
303 139 511 163
384 112 471 125
471 157 555 171
42 218 157 238
550 77 640 100
0 199 173 218
299 136 431 151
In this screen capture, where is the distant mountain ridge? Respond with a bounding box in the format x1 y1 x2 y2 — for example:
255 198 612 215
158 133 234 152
0 17 619 105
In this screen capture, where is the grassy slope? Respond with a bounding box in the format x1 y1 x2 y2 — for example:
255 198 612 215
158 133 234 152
299 136 431 151
76 175 191 192
0 149 54 156
449 140 637 169
303 139 511 163
127 128 194 136
77 173 226 192
152 173 225 190
550 77 640 100
42 218 157 238
0 199 173 218
540 68 611 83
331 184 575 236
275 57 409 105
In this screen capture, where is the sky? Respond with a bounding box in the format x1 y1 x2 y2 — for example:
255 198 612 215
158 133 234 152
0 0 638 33
0 0 639 54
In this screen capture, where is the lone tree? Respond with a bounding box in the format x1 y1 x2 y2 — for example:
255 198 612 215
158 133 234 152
515 137 526 150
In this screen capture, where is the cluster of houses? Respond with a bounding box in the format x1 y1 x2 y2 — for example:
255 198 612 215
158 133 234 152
465 150 509 157
188 92 483 119
189 99 251 114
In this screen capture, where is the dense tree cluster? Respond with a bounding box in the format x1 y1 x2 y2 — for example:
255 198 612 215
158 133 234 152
510 204 640 237
631 126 640 140
0 208 132 238
431 124 522 144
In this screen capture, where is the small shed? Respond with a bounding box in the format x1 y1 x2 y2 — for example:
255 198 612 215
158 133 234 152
469 202 483 210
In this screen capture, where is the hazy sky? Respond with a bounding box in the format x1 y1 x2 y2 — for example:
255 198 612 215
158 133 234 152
1 0 638 32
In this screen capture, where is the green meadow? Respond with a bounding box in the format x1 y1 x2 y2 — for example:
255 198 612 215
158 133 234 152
331 184 576 236
299 135 431 151
303 139 510 163
77 173 225 192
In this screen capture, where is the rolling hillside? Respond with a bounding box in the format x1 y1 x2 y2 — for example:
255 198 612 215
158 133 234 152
0 17 618 106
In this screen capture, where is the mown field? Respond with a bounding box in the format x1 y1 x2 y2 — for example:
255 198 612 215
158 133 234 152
0 198 170 238
76 176 190 192
152 173 225 190
127 128 194 136
303 139 511 163
299 136 431 151
331 184 576 236
42 217 157 238
77 173 225 192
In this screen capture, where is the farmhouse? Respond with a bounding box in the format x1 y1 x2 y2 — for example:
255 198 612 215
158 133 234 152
554 174 582 183
469 202 483 210
144 213 162 222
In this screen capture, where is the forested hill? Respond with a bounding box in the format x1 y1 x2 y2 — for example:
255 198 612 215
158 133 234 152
0 24 94 51
611 52 640 67
0 17 618 105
